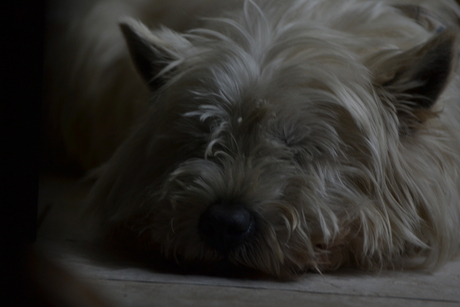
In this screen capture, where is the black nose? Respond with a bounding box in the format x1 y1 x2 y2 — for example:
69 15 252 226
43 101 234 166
198 203 254 254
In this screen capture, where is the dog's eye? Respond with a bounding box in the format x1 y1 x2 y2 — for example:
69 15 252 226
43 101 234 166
274 128 313 149
277 133 298 148
271 130 323 164
293 144 324 164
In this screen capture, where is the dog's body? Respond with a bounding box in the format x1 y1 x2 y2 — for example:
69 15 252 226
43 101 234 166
45 0 460 278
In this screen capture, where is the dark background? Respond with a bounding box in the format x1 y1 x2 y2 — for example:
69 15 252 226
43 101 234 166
2 0 44 245
2 1 45 305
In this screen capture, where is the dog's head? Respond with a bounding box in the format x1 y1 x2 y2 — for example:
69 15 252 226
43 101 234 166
88 3 459 278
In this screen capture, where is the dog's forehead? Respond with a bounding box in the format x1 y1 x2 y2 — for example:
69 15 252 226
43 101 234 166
177 38 379 137
159 1 404 139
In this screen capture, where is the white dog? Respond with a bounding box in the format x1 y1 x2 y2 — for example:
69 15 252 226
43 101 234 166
45 0 460 278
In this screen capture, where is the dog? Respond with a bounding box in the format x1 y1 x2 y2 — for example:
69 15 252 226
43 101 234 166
44 0 460 278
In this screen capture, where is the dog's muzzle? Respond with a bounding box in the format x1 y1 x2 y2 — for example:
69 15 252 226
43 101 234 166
198 202 255 254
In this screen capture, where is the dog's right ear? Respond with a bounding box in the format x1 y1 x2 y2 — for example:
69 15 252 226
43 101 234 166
119 18 191 90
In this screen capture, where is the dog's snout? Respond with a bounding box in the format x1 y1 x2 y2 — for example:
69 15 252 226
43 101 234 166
198 203 254 254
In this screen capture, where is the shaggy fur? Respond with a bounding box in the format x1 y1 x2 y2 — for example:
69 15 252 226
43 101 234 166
45 0 460 278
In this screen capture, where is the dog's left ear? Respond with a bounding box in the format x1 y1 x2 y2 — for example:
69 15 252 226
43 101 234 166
375 30 457 126
119 18 191 90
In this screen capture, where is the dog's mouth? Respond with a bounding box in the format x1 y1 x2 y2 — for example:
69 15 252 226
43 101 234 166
105 225 275 279
105 205 315 279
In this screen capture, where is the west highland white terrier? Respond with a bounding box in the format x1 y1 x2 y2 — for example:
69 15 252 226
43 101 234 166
45 0 460 278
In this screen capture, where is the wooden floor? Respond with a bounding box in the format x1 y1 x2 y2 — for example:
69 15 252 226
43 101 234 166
35 174 460 307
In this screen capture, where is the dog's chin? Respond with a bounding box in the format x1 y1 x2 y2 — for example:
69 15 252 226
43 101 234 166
102 219 306 279
103 227 273 279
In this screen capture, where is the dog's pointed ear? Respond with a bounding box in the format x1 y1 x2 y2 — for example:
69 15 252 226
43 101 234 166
119 18 191 90
376 30 457 128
